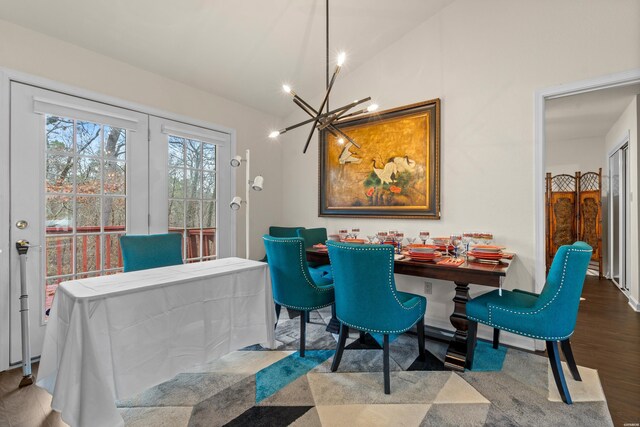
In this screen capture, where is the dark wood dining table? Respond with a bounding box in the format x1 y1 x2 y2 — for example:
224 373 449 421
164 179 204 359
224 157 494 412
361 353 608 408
306 247 514 371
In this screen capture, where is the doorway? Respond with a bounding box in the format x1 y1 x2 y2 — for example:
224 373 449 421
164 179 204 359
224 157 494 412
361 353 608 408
609 139 630 291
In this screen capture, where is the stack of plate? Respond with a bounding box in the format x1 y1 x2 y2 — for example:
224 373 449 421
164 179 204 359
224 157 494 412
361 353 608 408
408 245 441 262
468 245 505 261
431 238 454 252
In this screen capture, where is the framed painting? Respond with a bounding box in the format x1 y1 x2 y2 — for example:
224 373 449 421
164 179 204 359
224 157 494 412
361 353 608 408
319 99 440 218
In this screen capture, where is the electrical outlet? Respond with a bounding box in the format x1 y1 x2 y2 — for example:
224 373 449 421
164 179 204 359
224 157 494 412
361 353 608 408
424 281 432 294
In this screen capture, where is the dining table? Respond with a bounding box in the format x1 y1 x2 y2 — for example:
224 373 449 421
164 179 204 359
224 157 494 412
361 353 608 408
306 247 514 371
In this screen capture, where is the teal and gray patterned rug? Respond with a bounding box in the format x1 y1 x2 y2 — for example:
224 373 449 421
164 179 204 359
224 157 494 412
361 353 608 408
117 307 613 426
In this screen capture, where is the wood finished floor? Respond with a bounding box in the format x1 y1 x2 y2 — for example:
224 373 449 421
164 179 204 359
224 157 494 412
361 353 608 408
570 276 639 427
0 275 637 426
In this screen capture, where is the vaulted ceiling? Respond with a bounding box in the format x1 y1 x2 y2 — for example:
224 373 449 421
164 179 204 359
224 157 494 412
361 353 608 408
0 0 454 117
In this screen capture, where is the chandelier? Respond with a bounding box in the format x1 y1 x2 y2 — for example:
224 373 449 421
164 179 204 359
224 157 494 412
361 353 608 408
268 0 377 153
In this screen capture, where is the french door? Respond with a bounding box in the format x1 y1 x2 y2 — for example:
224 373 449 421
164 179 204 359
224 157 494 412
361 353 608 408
9 83 149 363
608 143 630 291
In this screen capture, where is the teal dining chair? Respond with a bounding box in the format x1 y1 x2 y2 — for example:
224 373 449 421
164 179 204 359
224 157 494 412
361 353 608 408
260 226 304 262
120 233 183 272
326 241 426 394
263 235 335 357
466 241 592 404
297 227 331 271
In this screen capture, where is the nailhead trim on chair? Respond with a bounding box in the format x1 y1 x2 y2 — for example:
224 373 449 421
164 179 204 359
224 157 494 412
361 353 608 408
336 316 424 335
467 315 573 341
275 299 334 311
263 236 332 293
327 244 421 311
487 248 591 322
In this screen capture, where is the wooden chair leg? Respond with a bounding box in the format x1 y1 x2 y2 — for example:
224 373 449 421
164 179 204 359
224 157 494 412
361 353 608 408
300 310 306 358
466 320 478 370
274 303 281 330
417 316 425 360
547 340 572 404
331 323 349 372
383 334 390 395
560 339 582 381
493 328 500 349
359 331 366 343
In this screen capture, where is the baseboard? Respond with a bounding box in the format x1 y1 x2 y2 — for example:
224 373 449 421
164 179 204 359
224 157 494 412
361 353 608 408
423 317 536 351
628 294 640 312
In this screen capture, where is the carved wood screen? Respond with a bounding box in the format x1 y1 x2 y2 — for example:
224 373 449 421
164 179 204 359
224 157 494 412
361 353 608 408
545 169 602 277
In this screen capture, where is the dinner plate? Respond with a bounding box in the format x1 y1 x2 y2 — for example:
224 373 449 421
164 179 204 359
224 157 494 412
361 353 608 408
471 245 505 253
468 251 503 260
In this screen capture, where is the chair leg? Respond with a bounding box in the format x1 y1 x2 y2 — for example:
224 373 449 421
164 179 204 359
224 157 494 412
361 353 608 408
305 310 311 323
547 340 572 404
274 303 281 330
383 334 390 395
417 316 425 360
466 320 478 370
359 331 366 343
300 310 306 358
493 328 500 349
331 323 349 372
560 339 582 381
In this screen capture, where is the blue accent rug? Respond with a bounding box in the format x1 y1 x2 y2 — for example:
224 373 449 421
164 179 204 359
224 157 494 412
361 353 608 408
470 340 507 371
255 350 334 403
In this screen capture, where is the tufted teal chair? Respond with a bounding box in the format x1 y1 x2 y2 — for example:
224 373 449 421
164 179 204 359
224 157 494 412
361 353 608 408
466 241 593 404
297 227 332 274
263 235 335 357
120 233 183 272
326 241 426 394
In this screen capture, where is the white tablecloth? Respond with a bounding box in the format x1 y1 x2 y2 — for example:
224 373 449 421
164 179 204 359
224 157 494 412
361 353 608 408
36 257 274 427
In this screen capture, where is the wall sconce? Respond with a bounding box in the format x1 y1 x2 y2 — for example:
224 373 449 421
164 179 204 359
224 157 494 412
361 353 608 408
229 149 264 259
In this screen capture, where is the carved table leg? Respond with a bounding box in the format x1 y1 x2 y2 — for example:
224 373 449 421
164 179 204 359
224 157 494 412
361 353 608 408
444 281 470 371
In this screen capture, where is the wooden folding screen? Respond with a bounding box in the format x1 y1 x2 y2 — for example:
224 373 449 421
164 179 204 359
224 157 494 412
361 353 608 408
545 168 602 277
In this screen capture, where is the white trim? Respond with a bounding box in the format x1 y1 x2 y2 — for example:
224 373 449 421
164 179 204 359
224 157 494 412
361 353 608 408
33 97 140 130
608 130 631 157
160 124 228 144
0 70 10 371
628 293 640 312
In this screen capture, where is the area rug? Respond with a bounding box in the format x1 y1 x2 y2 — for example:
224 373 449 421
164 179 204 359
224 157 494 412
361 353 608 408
117 307 613 426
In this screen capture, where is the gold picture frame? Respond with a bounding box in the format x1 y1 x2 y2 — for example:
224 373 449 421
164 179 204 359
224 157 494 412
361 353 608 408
319 99 440 219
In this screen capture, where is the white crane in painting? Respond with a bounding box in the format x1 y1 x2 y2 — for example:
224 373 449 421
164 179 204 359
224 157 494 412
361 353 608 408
338 141 362 164
372 159 398 184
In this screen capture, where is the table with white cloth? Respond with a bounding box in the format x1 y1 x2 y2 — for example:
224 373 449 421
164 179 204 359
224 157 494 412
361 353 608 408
36 257 275 427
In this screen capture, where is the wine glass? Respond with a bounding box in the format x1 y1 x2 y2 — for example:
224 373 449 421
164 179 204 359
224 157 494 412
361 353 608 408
338 229 348 241
394 232 405 253
367 234 377 244
450 234 462 259
419 231 430 245
406 236 416 248
377 231 388 245
351 228 360 240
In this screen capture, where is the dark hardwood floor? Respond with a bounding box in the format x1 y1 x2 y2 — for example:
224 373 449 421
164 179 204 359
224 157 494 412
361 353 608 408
570 276 639 426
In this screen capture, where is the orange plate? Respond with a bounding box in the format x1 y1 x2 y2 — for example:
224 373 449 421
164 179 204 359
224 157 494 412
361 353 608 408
468 252 503 259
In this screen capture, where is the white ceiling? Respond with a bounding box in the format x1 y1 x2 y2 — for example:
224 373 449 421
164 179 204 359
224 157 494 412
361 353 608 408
545 83 640 142
0 0 453 117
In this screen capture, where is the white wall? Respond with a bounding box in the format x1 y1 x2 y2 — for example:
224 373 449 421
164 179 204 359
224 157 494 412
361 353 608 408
605 96 639 309
280 0 640 345
546 136 605 176
0 19 283 260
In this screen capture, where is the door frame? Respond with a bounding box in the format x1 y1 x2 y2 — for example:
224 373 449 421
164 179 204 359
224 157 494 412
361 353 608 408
0 67 238 371
534 68 640 312
608 133 630 289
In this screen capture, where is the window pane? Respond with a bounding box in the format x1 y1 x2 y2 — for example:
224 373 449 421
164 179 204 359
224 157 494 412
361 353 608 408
169 200 184 229
168 136 184 167
77 157 102 194
203 228 215 258
76 121 102 157
168 168 184 199
76 234 101 273
186 169 202 199
46 155 74 193
76 196 101 232
46 195 73 232
104 233 124 269
203 201 215 229
45 277 69 316
103 197 126 231
185 230 201 260
203 144 215 171
203 172 215 200
103 126 126 160
46 236 73 277
185 139 202 169
46 116 74 153
104 161 126 194
186 200 200 229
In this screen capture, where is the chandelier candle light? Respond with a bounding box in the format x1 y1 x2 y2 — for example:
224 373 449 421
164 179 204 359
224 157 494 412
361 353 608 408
268 0 377 153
